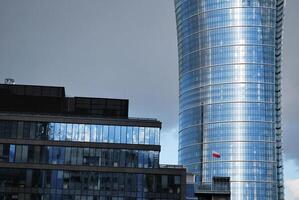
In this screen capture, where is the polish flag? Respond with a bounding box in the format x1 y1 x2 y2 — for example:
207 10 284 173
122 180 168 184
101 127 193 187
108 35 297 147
212 151 221 158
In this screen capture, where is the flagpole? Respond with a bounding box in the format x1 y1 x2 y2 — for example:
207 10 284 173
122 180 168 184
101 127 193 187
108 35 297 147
212 152 214 190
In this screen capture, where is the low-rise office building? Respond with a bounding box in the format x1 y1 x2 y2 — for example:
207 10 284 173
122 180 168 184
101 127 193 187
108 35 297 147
0 83 186 200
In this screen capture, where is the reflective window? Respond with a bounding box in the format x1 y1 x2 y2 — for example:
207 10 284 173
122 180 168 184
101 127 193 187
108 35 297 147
0 121 161 145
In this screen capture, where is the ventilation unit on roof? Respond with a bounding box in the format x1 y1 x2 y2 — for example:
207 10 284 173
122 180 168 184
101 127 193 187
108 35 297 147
4 78 15 85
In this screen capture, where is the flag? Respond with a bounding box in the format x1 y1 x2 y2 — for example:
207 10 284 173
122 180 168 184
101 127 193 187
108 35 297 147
212 151 221 158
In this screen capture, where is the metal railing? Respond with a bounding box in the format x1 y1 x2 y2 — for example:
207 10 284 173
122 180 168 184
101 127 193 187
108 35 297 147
196 182 230 194
159 164 185 169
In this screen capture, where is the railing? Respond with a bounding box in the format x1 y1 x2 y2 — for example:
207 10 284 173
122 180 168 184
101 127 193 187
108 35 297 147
159 164 185 169
128 117 159 122
196 183 230 194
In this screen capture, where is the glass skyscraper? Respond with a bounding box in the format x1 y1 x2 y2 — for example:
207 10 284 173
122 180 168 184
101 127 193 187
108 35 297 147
175 0 284 199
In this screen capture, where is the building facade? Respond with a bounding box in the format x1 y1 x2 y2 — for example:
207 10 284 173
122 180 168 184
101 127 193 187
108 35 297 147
0 84 186 200
174 0 284 199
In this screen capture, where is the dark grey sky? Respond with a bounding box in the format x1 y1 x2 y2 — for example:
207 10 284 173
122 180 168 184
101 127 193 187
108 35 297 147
0 0 298 167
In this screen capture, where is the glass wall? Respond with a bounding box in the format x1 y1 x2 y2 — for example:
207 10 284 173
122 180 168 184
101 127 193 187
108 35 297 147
0 144 159 169
175 0 282 199
0 168 182 200
0 120 160 145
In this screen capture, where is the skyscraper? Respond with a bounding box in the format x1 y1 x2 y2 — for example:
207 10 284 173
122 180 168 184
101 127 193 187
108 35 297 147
174 0 284 199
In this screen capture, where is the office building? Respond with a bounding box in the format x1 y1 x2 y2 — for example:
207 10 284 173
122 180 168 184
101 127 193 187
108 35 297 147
0 83 186 200
174 0 284 199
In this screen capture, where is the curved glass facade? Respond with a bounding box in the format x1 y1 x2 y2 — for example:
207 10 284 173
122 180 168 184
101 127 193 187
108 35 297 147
175 0 284 199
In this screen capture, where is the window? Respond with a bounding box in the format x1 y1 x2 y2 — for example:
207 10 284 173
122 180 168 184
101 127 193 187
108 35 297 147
102 126 108 143
115 126 121 143
90 125 96 142
84 125 90 142
9 144 15 162
132 127 139 144
66 124 73 141
79 124 85 142
60 123 66 141
120 126 127 143
108 126 115 143
127 127 133 144
96 125 103 142
54 123 61 141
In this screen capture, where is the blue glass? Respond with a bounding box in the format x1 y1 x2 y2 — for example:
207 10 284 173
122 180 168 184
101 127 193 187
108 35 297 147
96 125 102 142
121 126 127 143
102 125 108 143
108 126 115 143
139 127 145 144
54 123 60 141
149 128 155 145
79 124 84 142
72 124 79 141
84 125 90 142
175 0 284 199
0 120 161 146
66 124 72 141
115 126 121 143
127 127 133 144
90 125 96 142
144 128 150 144
133 127 139 144
9 144 15 163
60 123 66 141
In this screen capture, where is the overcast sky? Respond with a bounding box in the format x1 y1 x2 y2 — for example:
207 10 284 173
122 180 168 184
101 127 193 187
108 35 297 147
0 0 298 199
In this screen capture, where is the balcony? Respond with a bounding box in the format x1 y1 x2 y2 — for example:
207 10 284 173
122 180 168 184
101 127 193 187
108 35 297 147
195 177 230 200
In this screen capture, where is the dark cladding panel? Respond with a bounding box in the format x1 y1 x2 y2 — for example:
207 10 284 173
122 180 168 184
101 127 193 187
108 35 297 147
0 84 65 98
0 84 128 118
73 97 128 118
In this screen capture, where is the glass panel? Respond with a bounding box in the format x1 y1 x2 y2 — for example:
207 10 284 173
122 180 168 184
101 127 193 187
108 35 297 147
121 126 127 143
139 127 145 144
144 151 148 168
144 128 150 144
90 125 96 142
66 124 73 141
154 128 160 145
115 126 121 143
30 122 36 139
71 148 77 165
51 146 56 164
148 151 154 168
149 128 155 145
96 125 102 142
65 147 71 164
102 126 108 143
132 127 139 144
60 123 66 141
108 126 115 143
17 121 24 139
59 147 65 165
23 122 31 139
79 124 85 142
54 123 60 141
84 125 90 142
84 148 90 165
127 127 133 144
120 150 126 167
9 144 15 162
15 145 22 163
138 151 144 168
72 124 79 141
77 148 83 165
